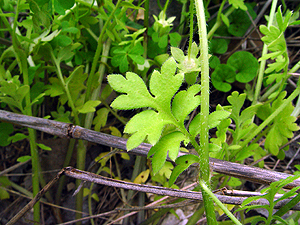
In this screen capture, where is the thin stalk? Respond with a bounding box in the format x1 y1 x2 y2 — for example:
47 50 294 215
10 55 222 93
207 5 235 40
194 0 217 224
11 1 40 222
162 0 170 15
178 1 187 35
253 0 277 104
84 39 112 129
50 53 80 125
55 139 76 205
75 139 86 224
85 0 123 103
187 0 194 60
199 179 242 225
143 0 149 58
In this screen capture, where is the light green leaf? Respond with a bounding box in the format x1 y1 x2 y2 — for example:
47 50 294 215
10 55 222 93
77 100 101 114
148 131 188 174
108 72 154 109
171 47 185 62
189 108 230 137
7 133 28 143
93 108 109 132
149 57 184 108
172 84 201 124
125 110 168 150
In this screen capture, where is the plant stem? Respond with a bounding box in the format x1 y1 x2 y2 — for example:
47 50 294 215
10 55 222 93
194 0 218 224
187 0 194 60
207 5 235 40
85 0 123 103
199 180 242 225
11 1 40 222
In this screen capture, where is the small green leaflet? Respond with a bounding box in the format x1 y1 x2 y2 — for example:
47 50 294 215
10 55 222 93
77 100 101 114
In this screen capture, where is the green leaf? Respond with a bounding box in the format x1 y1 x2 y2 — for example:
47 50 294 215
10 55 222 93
227 51 259 83
169 154 199 186
111 54 128 73
7 133 28 143
0 187 10 200
169 32 181 47
209 39 228 54
158 34 168 48
189 109 230 137
77 100 101 114
93 108 109 132
0 122 14 147
108 72 154 109
17 155 31 162
211 64 236 92
37 143 52 151
109 58 185 151
124 110 168 149
264 92 299 155
171 47 185 62
149 58 183 108
148 131 188 174
172 84 201 124
221 13 230 27
227 177 242 187
229 0 247 10
57 45 76 63
227 91 246 123
44 78 64 97
56 34 72 47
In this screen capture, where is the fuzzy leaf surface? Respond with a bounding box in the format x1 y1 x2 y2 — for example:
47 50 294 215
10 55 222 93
124 110 170 150
172 84 201 125
148 131 188 175
108 58 184 150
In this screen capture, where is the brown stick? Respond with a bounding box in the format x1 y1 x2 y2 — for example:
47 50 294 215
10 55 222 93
1 109 300 189
6 166 300 224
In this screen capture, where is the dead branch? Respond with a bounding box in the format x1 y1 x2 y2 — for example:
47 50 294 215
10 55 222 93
1 109 300 189
6 166 300 225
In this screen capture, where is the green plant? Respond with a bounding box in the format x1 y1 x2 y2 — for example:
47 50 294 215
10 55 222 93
236 175 300 225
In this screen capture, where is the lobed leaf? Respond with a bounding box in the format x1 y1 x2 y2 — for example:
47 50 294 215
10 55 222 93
77 100 101 114
148 131 188 175
124 110 169 150
108 72 155 109
172 84 201 125
149 57 184 109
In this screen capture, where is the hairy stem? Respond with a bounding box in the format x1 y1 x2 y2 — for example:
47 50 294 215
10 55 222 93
194 0 217 224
